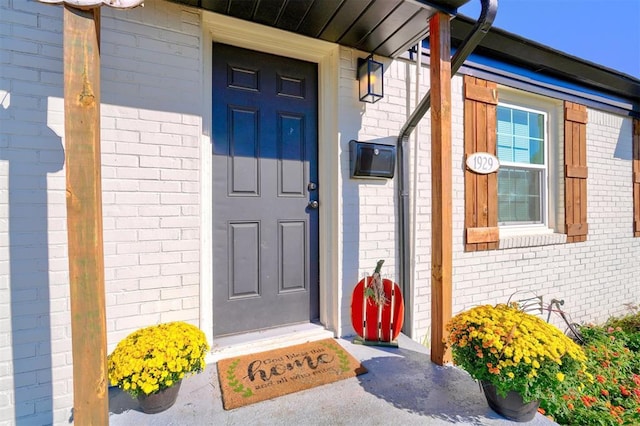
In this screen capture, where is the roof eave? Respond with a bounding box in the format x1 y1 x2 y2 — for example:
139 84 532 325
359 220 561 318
170 0 471 58
450 15 640 103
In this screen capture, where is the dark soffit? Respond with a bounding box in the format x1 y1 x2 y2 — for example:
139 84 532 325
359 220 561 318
170 0 470 58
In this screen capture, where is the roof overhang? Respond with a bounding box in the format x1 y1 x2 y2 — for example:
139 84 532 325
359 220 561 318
170 0 470 58
450 15 640 105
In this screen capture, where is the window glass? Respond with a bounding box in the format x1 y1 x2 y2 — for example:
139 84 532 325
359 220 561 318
497 106 545 165
498 168 542 223
496 104 546 225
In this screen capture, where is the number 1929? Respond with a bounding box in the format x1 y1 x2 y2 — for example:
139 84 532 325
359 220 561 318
466 152 500 174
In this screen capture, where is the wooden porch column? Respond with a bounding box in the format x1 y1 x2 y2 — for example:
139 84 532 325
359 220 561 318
429 11 453 365
38 0 141 421
63 6 107 424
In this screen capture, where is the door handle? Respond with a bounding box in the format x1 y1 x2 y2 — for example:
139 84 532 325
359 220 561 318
308 200 319 209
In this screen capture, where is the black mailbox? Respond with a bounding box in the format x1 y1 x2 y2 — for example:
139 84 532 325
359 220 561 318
349 140 396 179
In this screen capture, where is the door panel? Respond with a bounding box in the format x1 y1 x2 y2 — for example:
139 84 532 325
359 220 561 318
229 222 259 298
212 43 319 337
229 107 259 194
280 221 306 292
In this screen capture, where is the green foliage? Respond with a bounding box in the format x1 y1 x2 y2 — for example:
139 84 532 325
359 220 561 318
540 319 640 425
606 307 640 333
605 309 640 353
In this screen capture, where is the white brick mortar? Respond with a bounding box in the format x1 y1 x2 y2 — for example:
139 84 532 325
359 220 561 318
0 1 202 423
3 2 639 422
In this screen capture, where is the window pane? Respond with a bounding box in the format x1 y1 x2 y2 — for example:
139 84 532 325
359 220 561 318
497 107 512 133
496 106 545 166
530 138 544 165
529 113 543 138
497 133 513 161
497 107 513 162
498 167 542 223
513 137 529 163
513 109 529 138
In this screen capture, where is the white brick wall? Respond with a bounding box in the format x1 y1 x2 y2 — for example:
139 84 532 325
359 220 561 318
337 50 433 338
100 1 202 347
0 0 70 424
342 60 640 346
2 0 639 422
0 0 202 423
446 81 640 334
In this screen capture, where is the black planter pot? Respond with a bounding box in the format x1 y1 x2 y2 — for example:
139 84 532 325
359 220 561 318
137 380 182 414
481 381 540 422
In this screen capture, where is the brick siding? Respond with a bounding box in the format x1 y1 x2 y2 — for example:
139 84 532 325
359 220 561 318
1 0 639 422
0 1 201 423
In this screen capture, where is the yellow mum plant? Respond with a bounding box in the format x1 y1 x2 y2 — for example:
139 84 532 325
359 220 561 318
446 303 586 403
108 321 210 398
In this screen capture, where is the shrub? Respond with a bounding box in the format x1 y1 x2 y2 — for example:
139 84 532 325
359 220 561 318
542 324 640 425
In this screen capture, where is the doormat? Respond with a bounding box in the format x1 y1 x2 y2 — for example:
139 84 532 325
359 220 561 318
216 338 367 410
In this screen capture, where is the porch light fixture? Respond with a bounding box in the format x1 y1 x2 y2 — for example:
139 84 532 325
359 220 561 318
358 55 384 103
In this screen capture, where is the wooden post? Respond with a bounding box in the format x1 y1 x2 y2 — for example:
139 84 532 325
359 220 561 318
429 11 453 365
63 5 108 424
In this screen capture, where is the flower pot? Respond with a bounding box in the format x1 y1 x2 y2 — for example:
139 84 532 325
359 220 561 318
137 380 182 414
481 381 540 422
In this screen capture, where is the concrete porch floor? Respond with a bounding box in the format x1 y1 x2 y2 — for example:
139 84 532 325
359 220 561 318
108 334 556 425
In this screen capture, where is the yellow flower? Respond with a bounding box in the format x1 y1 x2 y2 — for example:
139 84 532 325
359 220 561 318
107 322 210 397
445 303 586 402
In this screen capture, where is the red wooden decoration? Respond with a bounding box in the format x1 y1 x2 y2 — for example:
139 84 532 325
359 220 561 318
350 261 404 345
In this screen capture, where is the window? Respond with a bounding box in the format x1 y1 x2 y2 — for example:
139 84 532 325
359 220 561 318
496 104 547 226
463 75 588 251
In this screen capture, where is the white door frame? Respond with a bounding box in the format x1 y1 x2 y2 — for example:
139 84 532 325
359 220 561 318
200 11 341 346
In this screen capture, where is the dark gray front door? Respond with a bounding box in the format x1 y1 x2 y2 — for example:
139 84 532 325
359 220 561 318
212 43 319 337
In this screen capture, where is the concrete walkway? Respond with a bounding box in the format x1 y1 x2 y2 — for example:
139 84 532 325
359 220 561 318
108 335 556 425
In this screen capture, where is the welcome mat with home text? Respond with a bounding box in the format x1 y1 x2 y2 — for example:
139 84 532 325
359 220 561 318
216 338 367 410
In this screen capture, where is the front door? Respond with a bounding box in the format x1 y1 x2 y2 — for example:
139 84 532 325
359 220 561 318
211 43 319 337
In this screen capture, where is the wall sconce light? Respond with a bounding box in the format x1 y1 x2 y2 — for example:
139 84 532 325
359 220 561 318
358 55 383 103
